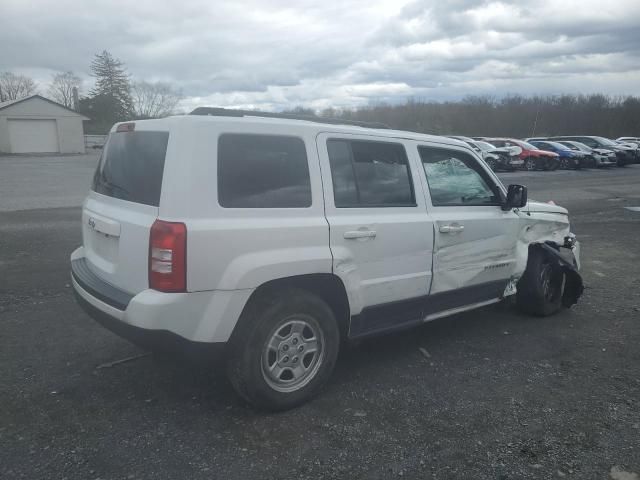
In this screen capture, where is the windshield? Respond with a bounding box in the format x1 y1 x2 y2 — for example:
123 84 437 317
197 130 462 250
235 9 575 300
546 141 572 151
594 136 617 146
92 131 169 207
519 141 537 150
560 141 586 151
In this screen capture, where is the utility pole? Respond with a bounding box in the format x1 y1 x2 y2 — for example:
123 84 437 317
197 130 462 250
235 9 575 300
72 87 79 111
531 104 540 137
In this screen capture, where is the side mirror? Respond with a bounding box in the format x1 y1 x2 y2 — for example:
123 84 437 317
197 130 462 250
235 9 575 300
503 184 527 211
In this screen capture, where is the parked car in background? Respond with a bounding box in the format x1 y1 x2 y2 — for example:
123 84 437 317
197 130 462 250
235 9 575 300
527 140 584 169
556 141 617 168
455 138 524 171
550 136 634 166
616 137 640 145
486 138 560 171
612 140 640 163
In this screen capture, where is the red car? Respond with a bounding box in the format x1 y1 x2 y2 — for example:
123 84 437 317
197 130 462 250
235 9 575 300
486 138 560 171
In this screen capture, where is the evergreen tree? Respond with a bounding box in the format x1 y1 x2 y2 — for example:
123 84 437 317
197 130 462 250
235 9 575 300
88 50 134 123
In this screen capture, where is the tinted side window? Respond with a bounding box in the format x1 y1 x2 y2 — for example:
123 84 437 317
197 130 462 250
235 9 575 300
419 146 501 207
327 139 415 207
218 134 311 208
327 140 358 207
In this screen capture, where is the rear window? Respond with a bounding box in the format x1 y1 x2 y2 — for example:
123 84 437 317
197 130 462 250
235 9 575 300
217 134 311 208
92 131 169 207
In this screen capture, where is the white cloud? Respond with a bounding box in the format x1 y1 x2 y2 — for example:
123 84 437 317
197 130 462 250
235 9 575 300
0 0 638 111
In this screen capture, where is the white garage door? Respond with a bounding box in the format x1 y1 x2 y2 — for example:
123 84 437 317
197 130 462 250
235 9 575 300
8 119 60 153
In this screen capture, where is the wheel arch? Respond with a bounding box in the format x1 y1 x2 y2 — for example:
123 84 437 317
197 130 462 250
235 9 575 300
234 273 351 341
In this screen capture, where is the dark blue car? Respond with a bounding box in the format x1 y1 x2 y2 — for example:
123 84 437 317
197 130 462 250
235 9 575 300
528 140 583 169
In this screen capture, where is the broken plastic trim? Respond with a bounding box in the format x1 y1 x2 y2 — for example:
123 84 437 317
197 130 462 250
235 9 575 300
534 241 584 308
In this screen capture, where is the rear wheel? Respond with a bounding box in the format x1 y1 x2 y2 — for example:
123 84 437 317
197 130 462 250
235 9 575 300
516 249 564 316
226 288 340 411
559 157 569 169
525 158 536 171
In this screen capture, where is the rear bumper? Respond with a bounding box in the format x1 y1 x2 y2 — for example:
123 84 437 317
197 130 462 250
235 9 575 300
70 247 253 348
73 286 225 361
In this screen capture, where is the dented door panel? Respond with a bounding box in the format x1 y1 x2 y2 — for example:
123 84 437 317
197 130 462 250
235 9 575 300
429 207 521 294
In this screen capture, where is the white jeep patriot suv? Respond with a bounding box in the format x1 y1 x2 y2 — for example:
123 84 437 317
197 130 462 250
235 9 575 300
71 108 582 410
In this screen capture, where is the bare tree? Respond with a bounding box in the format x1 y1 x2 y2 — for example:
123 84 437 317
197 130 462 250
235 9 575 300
48 71 82 109
0 72 37 102
131 81 182 118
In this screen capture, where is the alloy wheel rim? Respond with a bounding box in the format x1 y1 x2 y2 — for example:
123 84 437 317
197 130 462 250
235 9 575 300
261 317 325 393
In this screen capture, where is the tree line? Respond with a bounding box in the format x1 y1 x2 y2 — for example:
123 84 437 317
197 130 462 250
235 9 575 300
287 94 640 138
3 53 639 137
0 50 182 134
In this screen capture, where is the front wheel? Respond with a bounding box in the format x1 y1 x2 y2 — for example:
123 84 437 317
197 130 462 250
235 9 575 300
226 289 340 411
559 158 569 169
486 157 498 171
516 249 564 316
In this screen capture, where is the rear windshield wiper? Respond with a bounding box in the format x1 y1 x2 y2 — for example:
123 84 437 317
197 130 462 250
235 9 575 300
99 177 130 196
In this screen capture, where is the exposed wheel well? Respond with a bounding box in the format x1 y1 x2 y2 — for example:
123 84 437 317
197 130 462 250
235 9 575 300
241 274 351 340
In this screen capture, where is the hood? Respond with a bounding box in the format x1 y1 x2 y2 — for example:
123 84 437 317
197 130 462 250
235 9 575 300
524 200 568 216
613 144 635 151
593 148 615 155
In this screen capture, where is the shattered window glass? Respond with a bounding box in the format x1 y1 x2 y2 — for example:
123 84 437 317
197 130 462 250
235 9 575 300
419 147 501 207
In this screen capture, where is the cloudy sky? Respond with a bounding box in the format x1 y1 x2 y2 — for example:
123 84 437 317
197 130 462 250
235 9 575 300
1 0 639 111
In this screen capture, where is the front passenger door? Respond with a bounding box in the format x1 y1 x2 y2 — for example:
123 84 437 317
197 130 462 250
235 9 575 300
417 144 520 309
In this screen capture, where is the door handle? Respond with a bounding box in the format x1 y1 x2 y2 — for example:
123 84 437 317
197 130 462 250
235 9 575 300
439 224 465 234
344 230 377 240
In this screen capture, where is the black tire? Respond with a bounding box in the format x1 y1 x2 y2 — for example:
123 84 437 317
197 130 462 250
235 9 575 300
524 158 536 171
226 288 340 411
486 157 498 171
559 157 569 169
516 248 564 316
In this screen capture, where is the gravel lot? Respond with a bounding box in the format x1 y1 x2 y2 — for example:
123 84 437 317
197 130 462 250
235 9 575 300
1 156 639 479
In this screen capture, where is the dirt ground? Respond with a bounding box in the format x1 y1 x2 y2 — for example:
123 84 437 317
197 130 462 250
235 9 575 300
1 159 639 479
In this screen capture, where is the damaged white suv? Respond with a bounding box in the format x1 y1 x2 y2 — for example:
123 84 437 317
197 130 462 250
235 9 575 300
71 109 583 410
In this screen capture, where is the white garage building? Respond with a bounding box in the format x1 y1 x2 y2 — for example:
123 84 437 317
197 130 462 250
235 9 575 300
0 95 88 154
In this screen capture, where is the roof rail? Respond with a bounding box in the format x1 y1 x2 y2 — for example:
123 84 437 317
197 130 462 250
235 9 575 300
189 107 390 129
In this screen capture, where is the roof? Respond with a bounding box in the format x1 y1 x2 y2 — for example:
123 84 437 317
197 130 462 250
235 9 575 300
0 94 89 119
129 112 471 151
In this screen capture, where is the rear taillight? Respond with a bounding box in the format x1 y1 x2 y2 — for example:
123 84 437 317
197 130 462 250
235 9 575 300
149 220 187 292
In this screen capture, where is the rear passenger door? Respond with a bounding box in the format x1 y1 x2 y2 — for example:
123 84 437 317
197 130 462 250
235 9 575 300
317 133 434 337
415 143 520 306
